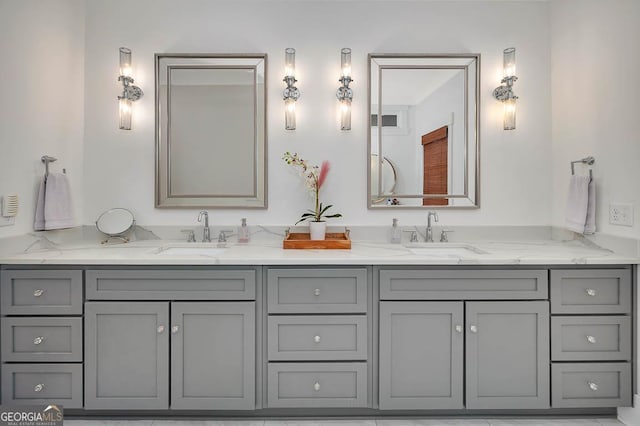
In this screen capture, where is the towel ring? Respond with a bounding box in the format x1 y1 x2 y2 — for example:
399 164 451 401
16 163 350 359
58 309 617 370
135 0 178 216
571 156 595 179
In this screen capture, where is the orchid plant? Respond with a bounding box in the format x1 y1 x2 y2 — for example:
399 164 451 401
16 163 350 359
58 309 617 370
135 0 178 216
283 152 342 224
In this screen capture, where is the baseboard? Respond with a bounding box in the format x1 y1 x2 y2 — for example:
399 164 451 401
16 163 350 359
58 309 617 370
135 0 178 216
619 394 640 425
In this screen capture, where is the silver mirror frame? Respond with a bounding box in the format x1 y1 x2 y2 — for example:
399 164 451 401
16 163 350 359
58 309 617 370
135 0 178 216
367 53 480 209
155 53 268 209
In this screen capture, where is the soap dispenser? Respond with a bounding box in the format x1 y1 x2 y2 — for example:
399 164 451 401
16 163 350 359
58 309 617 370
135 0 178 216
238 218 250 243
390 218 402 244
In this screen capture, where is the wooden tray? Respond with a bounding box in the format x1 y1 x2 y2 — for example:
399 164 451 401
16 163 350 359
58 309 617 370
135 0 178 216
283 232 352 249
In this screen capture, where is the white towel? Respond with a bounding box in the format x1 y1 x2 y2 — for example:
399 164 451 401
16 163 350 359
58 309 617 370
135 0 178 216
566 175 595 234
33 173 74 231
584 178 596 234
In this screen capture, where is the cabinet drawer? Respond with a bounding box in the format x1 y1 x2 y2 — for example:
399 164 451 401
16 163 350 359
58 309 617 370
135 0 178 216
1 270 83 315
267 269 367 313
2 317 83 362
551 363 631 408
379 269 548 300
267 362 367 408
86 269 256 300
550 269 631 314
1 364 83 408
551 316 631 361
268 316 367 361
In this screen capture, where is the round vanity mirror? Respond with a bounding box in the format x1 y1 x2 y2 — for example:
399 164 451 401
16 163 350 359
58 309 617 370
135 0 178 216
370 154 397 204
96 208 135 243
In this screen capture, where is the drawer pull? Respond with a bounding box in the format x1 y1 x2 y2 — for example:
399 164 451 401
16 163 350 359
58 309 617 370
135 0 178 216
585 288 597 297
588 381 599 391
34 383 45 392
313 288 321 297
33 289 44 297
157 325 165 334
33 336 45 345
313 381 321 392
313 335 321 344
586 335 596 344
455 325 463 333
171 325 180 334
469 325 478 333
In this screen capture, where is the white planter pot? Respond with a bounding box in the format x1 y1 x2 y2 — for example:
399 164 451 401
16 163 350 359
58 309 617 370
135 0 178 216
309 221 327 240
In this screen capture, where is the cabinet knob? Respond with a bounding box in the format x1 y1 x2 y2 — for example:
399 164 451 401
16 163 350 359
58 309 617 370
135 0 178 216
588 381 598 391
586 335 596 344
157 325 165 334
585 288 596 297
33 289 44 297
171 325 180 334
34 383 45 392
469 325 478 333
313 381 321 392
33 336 45 345
313 335 321 344
455 325 463 333
313 288 321 297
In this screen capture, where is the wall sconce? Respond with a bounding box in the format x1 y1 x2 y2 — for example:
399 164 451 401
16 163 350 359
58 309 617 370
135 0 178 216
117 47 143 130
492 47 518 130
283 48 300 130
336 48 353 131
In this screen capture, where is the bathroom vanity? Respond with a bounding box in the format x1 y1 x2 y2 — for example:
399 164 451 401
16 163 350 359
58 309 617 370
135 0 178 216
0 242 634 418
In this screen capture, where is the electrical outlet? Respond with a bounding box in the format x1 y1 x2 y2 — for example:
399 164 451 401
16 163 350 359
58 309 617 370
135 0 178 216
609 203 634 227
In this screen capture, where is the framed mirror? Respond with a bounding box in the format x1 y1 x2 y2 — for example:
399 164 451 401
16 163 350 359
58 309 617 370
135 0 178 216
368 54 480 209
156 54 267 208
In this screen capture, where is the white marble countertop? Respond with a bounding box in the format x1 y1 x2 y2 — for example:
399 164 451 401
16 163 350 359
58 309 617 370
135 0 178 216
0 226 637 266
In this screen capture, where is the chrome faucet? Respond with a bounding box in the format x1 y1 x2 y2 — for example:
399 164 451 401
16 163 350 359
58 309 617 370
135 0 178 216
426 211 439 242
197 211 211 242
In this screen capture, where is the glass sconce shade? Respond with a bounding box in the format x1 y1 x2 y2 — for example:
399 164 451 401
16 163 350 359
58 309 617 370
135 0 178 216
285 98 296 130
119 47 132 78
340 99 351 131
503 98 516 130
119 97 132 130
503 47 516 78
285 48 296 78
341 48 352 78
283 48 299 130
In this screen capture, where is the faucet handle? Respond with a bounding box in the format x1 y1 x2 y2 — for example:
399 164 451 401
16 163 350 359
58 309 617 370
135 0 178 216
402 230 419 243
181 229 196 243
218 229 234 243
440 229 454 243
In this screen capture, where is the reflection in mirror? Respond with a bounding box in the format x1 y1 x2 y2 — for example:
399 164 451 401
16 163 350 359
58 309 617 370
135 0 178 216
368 54 479 209
156 54 267 208
370 155 397 204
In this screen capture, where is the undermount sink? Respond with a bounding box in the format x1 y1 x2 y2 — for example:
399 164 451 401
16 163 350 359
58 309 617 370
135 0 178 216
156 246 228 257
405 243 488 257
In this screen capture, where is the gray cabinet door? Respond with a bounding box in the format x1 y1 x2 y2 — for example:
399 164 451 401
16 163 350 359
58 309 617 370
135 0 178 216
84 302 169 409
466 301 550 409
379 301 464 409
171 302 255 410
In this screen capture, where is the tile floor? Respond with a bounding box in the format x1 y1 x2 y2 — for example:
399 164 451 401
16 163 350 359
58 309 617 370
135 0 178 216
64 419 625 426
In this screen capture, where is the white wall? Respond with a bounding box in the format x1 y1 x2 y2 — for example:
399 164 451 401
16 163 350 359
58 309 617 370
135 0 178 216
0 0 85 237
82 0 552 227
550 0 640 239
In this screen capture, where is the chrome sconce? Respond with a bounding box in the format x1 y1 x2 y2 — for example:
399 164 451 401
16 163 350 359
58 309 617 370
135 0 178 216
117 47 143 130
336 48 353 131
493 47 518 130
283 48 300 130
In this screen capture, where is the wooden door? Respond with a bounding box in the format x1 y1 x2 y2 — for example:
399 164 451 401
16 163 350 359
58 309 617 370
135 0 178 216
379 301 464 409
84 302 169 409
171 302 255 409
422 126 448 206
466 301 550 409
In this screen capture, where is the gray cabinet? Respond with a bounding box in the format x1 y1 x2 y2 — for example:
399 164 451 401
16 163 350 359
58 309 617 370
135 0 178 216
85 301 255 410
171 302 255 410
84 302 170 409
379 302 463 409
466 301 550 409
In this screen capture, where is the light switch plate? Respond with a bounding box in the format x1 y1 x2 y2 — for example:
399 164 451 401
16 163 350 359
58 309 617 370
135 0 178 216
609 203 634 226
